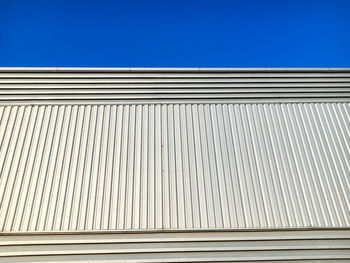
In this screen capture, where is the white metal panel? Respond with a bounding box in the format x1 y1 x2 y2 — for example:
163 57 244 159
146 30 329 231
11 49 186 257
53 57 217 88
0 68 350 102
0 230 349 262
0 102 349 232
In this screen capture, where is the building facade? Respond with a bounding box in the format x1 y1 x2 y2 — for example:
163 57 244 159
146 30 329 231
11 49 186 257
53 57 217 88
0 67 350 261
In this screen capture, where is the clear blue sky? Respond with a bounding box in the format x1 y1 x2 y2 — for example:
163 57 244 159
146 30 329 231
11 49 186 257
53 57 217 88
1 0 349 67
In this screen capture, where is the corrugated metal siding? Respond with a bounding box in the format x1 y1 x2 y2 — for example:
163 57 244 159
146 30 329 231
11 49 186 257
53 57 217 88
0 69 350 102
1 230 350 262
0 102 349 232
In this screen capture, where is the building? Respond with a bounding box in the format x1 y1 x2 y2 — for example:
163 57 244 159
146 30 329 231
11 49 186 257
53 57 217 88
0 67 349 262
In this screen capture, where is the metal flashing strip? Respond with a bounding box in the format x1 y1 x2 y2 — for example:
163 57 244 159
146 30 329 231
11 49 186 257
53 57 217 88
0 230 349 262
0 67 350 72
0 97 350 106
1 227 350 236
0 68 349 102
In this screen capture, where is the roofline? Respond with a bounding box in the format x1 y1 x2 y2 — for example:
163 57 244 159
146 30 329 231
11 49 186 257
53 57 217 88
1 67 350 72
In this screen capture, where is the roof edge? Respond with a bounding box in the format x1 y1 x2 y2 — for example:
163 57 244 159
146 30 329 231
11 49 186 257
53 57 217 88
1 67 350 72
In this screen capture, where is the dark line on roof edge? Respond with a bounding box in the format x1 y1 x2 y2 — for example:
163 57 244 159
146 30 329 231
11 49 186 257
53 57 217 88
1 68 350 73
